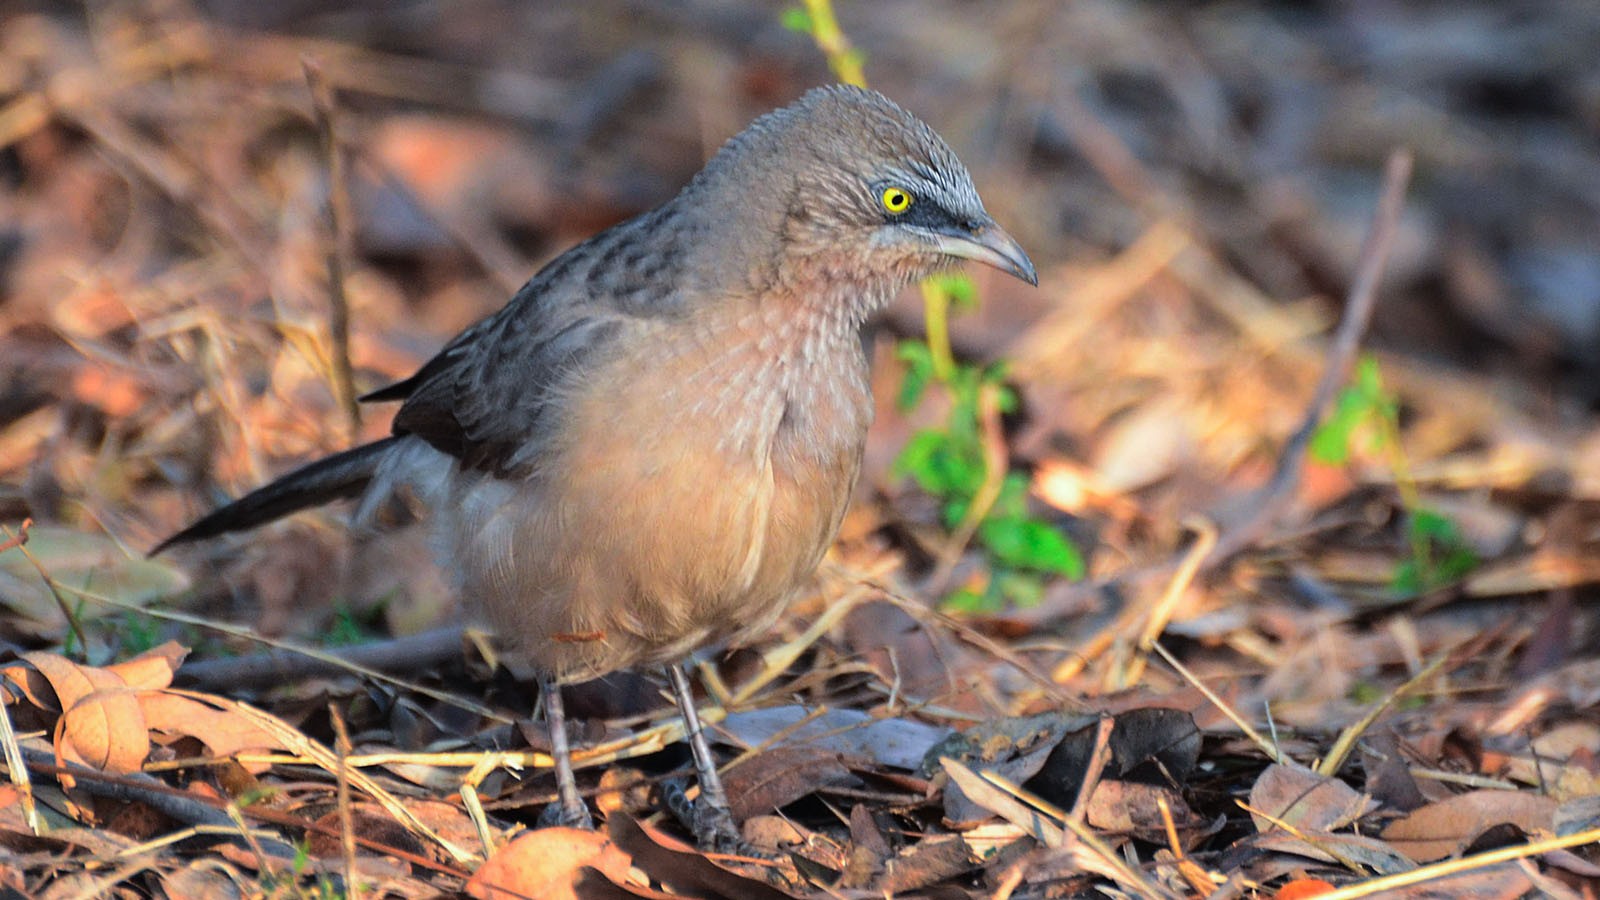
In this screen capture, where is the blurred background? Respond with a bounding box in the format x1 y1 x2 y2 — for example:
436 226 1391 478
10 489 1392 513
1 0 1599 666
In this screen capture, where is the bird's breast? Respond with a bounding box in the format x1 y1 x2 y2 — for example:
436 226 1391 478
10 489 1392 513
469 308 871 680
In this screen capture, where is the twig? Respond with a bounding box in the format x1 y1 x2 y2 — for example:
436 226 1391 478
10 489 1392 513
42 574 499 720
21 747 470 876
0 517 31 555
303 57 362 441
1318 653 1447 777
1207 149 1415 564
175 625 467 695
1312 825 1600 900
1066 716 1113 824
328 703 360 900
1149 640 1285 764
1114 516 1216 690
0 681 38 834
17 746 299 859
0 520 88 655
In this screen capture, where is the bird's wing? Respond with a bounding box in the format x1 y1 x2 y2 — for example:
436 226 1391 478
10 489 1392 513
370 264 631 479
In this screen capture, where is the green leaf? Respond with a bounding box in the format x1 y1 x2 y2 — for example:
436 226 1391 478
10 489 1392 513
928 272 978 310
994 569 1047 607
1311 388 1365 464
896 340 935 411
942 586 991 613
1408 508 1459 542
979 516 1085 578
893 429 954 494
1392 507 1479 596
779 7 813 33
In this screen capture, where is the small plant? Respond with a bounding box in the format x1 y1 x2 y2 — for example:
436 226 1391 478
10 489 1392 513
893 344 1084 612
1312 355 1477 595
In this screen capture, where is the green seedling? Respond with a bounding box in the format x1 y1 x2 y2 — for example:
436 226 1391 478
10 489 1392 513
1312 355 1477 595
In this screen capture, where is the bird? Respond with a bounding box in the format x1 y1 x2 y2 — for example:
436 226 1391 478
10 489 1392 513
155 84 1037 850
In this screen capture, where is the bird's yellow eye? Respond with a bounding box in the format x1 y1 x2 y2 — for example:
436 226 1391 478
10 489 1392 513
880 187 913 214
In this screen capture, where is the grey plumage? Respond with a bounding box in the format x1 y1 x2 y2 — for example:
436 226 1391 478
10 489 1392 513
157 84 1036 847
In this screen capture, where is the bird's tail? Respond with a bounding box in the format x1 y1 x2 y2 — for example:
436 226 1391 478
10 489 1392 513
151 436 403 555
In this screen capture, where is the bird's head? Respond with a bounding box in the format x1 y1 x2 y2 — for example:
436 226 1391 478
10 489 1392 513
692 85 1037 305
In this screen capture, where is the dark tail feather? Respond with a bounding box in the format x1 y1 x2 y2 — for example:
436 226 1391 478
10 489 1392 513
151 436 403 555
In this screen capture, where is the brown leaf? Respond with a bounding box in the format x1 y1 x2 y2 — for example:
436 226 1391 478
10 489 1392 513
161 864 246 900
467 828 634 900
21 650 121 712
606 815 793 900
721 745 859 822
307 806 427 862
1086 780 1197 841
1381 790 1556 862
104 641 187 690
138 692 283 768
1249 764 1378 833
15 653 152 777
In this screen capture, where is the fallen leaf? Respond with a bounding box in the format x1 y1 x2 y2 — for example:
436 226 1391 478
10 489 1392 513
105 641 187 690
1086 780 1197 841
1276 878 1335 899
12 652 149 777
605 815 792 900
1249 763 1379 833
1381 790 1556 862
720 705 950 771
139 692 283 769
467 828 633 900
721 745 860 822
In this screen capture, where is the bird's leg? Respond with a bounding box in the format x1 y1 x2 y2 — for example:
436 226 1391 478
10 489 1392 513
666 663 741 851
536 674 595 830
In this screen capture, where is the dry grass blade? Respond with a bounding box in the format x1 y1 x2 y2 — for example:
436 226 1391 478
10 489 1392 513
1317 653 1447 777
301 55 361 442
1114 516 1217 690
173 690 479 865
0 687 38 834
1150 640 1285 764
965 762 1183 900
42 578 507 722
1312 826 1600 899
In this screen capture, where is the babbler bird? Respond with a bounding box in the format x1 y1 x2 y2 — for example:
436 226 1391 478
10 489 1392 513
156 84 1036 849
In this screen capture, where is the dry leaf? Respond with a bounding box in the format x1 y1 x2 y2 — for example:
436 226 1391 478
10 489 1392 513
1381 790 1556 862
1249 764 1379 834
138 692 282 768
467 828 634 900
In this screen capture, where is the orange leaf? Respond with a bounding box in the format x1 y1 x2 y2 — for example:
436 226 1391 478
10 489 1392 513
106 641 188 691
1277 878 1335 899
13 652 149 777
21 651 120 711
467 828 634 900
138 691 283 770
58 687 149 774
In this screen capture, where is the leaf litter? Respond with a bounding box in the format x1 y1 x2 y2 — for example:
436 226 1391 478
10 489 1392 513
4 2 1600 898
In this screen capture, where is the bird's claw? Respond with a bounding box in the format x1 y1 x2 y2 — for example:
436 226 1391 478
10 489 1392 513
662 776 768 857
537 799 595 831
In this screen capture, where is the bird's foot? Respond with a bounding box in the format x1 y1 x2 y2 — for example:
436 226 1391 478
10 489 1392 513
662 776 768 857
537 798 596 831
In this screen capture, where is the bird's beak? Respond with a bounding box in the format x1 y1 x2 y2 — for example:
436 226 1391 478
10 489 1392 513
925 219 1038 286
